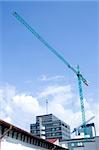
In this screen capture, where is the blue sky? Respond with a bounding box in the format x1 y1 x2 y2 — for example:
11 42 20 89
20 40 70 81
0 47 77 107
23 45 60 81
0 1 99 136
1 1 98 90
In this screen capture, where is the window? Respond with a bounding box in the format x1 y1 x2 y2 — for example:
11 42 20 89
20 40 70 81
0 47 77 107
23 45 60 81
52 133 55 136
56 127 61 130
71 143 74 147
52 128 55 131
78 142 83 146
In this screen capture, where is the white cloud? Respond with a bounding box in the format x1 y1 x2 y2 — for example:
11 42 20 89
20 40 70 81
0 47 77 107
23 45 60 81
0 83 99 137
89 102 99 135
3 117 12 124
6 105 13 114
13 94 41 114
0 84 44 130
0 84 16 123
38 75 66 82
39 84 72 98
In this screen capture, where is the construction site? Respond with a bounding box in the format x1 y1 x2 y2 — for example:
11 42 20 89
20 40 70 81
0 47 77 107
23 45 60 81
0 1 98 150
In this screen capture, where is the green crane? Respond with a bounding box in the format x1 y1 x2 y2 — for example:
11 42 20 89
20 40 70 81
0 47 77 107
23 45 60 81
12 11 88 137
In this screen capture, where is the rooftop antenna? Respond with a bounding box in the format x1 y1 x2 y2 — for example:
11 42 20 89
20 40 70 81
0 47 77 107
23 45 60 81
46 98 48 114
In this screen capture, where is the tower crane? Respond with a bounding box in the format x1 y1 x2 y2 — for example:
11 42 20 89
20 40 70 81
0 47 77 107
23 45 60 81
12 11 88 137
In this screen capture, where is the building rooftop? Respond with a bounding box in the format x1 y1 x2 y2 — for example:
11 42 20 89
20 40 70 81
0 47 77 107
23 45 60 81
0 119 68 150
47 138 58 144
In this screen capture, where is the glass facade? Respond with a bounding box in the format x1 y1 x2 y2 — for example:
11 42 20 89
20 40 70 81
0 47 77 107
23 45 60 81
30 114 70 140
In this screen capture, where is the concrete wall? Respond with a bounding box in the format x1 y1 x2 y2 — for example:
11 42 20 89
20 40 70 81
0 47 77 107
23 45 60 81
73 147 84 150
74 137 99 150
60 136 99 150
95 136 99 150
73 142 96 150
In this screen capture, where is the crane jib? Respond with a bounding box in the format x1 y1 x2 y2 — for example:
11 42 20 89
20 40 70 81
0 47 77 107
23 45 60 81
13 12 74 72
13 11 88 86
13 11 89 137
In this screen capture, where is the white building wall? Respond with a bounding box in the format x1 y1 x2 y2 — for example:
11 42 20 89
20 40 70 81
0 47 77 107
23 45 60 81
73 143 95 150
60 136 99 150
95 136 99 150
73 142 96 150
73 147 84 150
73 137 99 150
0 136 47 150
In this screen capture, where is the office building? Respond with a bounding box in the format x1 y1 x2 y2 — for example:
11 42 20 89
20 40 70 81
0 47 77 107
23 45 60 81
30 114 70 140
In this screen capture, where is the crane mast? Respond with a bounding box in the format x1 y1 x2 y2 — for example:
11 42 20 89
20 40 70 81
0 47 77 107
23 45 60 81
12 11 88 137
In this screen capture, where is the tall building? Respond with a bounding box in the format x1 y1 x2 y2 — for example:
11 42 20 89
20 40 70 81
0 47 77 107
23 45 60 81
30 114 70 140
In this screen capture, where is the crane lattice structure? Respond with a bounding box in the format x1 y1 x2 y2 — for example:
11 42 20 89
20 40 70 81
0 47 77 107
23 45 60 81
12 11 89 137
